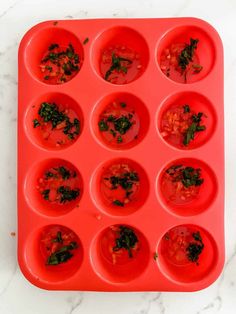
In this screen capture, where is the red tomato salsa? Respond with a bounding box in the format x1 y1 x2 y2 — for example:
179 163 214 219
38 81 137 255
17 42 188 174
37 165 80 205
100 45 142 84
160 104 206 147
101 163 140 207
33 102 80 148
40 43 81 84
100 225 140 265
98 101 139 146
161 164 204 205
40 225 79 266
160 38 203 83
161 225 204 266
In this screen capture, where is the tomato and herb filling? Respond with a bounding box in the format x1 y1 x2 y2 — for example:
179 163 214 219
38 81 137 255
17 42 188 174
161 226 204 266
101 163 140 207
101 225 140 265
162 164 204 203
33 102 80 147
40 43 81 84
40 226 79 265
101 45 142 84
37 165 80 204
161 104 206 147
98 101 139 145
160 38 203 83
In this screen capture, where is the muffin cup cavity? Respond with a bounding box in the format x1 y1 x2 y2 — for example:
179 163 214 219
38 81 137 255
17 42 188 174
25 92 84 150
25 158 83 217
91 158 150 216
92 26 149 84
24 27 84 84
157 158 217 216
157 224 218 283
91 224 150 283
91 92 150 150
157 25 215 84
24 225 84 283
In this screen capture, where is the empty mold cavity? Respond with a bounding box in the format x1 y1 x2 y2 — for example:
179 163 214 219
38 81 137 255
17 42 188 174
157 91 216 150
157 158 217 216
157 224 218 283
25 225 83 283
157 26 215 84
91 158 149 216
24 27 84 84
91 92 150 150
92 26 149 84
91 224 150 283
25 158 83 217
25 92 84 150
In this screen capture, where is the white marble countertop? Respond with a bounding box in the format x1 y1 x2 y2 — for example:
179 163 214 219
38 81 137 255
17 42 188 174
0 0 236 313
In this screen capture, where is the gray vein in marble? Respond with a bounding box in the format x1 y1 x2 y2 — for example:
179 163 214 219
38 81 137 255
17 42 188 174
196 296 222 314
0 74 17 86
64 10 88 19
67 294 83 314
0 0 21 19
0 263 17 297
195 244 236 314
135 293 165 314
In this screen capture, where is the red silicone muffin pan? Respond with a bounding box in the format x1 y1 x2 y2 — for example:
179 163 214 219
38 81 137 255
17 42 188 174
18 17 224 291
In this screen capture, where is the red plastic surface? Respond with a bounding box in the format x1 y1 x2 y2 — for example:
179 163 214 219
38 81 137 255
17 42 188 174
18 18 224 291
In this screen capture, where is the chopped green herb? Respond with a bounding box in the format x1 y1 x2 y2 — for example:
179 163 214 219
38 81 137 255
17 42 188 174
58 166 71 180
192 64 203 73
45 171 56 179
83 37 89 45
114 115 133 135
183 111 206 146
36 102 80 140
33 119 40 128
183 104 190 113
57 186 80 203
108 171 139 191
154 252 158 261
52 231 63 243
186 232 204 264
44 75 50 80
178 38 199 71
48 43 59 51
110 129 117 137
120 102 127 108
47 241 78 265
113 200 124 207
98 119 109 131
105 52 132 81
166 165 204 188
42 189 50 200
113 226 138 258
117 135 123 143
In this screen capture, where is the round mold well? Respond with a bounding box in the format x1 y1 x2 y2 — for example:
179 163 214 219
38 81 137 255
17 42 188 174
91 224 150 283
24 224 83 283
92 26 149 84
25 158 83 217
157 91 217 150
157 224 218 283
91 158 150 216
157 25 215 84
25 92 84 150
24 27 84 84
91 92 150 150
157 158 217 217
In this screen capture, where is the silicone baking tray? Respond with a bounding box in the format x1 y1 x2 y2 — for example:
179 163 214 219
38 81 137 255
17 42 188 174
18 17 224 291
